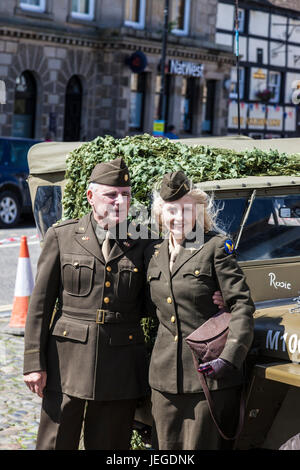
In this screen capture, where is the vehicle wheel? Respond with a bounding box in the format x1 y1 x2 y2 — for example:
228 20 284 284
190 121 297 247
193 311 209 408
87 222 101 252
0 191 21 227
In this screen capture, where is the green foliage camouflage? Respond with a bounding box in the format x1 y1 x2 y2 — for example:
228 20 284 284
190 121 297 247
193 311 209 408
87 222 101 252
62 134 300 220
62 133 299 449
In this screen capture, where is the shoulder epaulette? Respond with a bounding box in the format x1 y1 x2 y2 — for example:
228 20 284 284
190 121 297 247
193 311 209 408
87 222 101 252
52 219 78 228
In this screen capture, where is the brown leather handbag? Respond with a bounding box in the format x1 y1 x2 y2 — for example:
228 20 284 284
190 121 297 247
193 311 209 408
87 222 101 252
185 309 245 441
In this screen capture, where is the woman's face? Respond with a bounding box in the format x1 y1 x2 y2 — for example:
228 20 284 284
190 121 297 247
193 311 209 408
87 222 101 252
162 194 197 242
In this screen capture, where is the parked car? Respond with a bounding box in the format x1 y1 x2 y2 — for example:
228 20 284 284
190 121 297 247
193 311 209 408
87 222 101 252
0 136 41 227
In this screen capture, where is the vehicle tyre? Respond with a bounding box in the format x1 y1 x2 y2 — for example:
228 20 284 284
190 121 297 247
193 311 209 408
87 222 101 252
0 190 21 227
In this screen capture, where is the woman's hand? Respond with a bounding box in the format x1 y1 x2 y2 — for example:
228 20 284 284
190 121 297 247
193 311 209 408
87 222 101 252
212 290 225 310
198 358 235 379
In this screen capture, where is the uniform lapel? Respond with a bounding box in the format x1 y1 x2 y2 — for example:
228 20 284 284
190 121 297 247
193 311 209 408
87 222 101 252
170 244 203 277
152 238 171 284
106 236 138 263
74 213 105 264
170 231 216 277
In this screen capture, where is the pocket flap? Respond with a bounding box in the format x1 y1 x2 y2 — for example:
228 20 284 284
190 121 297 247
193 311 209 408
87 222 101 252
182 265 212 278
109 327 145 346
52 319 89 343
147 268 161 281
62 254 94 269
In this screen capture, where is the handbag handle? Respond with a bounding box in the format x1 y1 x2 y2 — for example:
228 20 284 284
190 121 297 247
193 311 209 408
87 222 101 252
191 352 245 441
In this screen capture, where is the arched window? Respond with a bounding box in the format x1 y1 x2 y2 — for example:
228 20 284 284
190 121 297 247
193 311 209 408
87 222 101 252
12 71 36 138
63 76 82 141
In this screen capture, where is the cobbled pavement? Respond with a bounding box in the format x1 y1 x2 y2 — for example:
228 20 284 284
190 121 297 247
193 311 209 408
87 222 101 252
0 315 41 450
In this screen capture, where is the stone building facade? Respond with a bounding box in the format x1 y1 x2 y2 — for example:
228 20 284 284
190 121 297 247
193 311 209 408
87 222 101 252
0 0 234 141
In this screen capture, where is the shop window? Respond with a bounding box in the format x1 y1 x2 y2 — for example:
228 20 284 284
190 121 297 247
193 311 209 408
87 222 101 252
171 0 190 36
229 67 245 100
12 71 36 138
63 75 82 141
71 0 94 20
180 77 194 132
268 71 281 103
125 0 146 29
154 74 171 125
20 0 46 12
129 73 146 130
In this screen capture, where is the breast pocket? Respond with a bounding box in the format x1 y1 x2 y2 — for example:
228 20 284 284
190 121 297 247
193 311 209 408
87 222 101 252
147 268 162 305
182 265 217 305
116 262 143 302
62 254 94 297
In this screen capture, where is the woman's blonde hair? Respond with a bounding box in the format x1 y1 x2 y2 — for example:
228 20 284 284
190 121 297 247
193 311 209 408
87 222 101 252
151 181 221 235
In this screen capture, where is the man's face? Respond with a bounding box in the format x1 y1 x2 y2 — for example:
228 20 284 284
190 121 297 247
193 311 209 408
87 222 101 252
87 184 131 229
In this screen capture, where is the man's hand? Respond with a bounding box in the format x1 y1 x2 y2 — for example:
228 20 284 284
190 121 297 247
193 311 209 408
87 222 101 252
213 290 225 309
24 371 47 398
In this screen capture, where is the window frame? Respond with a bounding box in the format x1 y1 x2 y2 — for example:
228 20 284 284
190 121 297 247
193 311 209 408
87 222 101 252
237 8 245 33
71 0 95 21
124 0 146 30
171 0 191 37
268 70 281 104
20 0 46 13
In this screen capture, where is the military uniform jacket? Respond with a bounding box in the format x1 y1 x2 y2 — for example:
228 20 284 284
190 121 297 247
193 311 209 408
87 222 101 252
145 232 255 394
24 212 150 401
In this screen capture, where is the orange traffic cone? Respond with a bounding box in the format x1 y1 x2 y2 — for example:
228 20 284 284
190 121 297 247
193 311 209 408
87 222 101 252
5 236 34 336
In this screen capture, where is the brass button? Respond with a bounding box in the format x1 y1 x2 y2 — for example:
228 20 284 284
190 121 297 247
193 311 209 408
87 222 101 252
63 330 67 336
124 174 129 181
129 335 133 340
148 275 152 281
106 266 112 272
104 297 110 304
194 270 200 275
171 316 176 323
174 335 178 342
133 267 138 272
167 297 172 304
73 262 79 268
105 281 111 288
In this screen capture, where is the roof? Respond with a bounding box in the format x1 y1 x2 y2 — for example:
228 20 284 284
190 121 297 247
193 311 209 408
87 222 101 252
196 175 300 192
28 141 83 174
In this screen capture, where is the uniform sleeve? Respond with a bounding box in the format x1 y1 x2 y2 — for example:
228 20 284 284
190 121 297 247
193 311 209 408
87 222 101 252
142 241 158 318
213 236 255 369
23 227 61 374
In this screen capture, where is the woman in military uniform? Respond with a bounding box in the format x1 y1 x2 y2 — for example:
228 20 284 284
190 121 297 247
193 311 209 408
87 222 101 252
145 171 255 450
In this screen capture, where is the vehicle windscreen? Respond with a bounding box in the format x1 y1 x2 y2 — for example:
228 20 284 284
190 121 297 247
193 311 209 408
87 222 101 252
215 194 300 261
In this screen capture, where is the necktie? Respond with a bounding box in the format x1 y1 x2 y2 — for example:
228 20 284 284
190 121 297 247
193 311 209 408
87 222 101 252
102 232 112 262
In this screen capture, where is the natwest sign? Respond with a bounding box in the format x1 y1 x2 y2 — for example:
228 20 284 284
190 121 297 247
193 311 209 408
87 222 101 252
169 59 204 77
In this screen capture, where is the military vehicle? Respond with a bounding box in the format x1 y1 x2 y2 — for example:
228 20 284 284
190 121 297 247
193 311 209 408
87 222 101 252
26 137 300 449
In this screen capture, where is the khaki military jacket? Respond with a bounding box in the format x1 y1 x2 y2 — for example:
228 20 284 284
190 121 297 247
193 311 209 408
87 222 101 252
145 231 255 394
24 212 150 401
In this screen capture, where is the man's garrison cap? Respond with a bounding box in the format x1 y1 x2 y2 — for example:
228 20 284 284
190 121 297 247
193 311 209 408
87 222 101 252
89 157 131 187
159 170 191 202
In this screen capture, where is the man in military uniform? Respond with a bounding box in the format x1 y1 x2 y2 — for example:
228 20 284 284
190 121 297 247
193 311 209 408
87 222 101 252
23 158 150 450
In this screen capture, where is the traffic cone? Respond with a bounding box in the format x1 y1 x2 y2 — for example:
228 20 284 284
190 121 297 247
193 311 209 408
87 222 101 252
5 236 34 336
